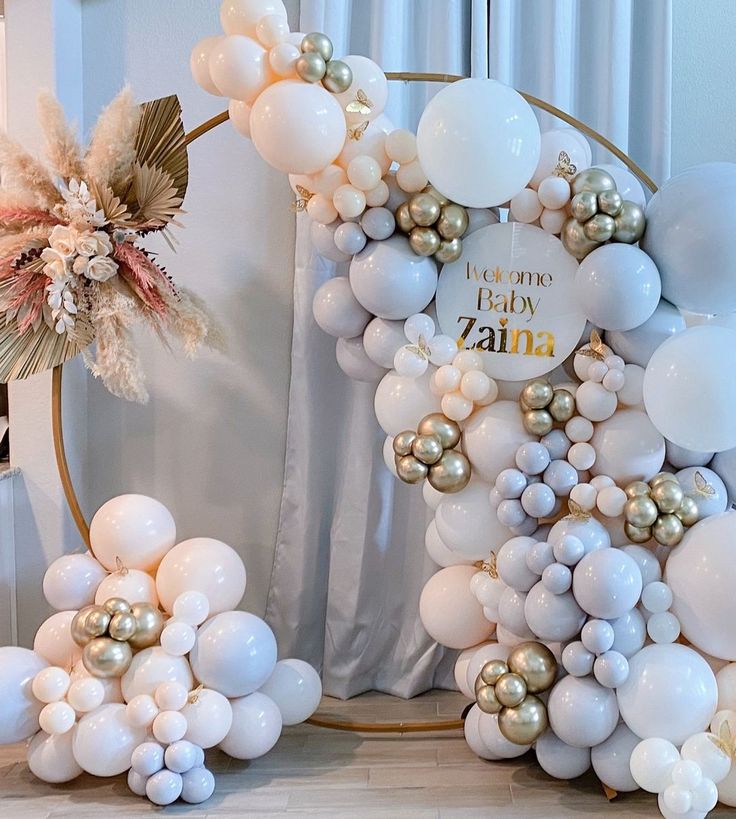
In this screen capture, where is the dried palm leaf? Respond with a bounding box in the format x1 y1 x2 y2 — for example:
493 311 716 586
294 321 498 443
133 95 188 203
87 180 132 225
130 163 184 227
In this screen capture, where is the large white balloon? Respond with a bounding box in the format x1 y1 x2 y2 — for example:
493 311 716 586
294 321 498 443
156 537 246 615
589 409 665 484
606 299 685 368
374 369 441 436
89 494 176 572
641 162 736 314
676 466 728 519
349 236 438 320
95 567 159 607
250 80 346 175
574 244 661 331
72 703 146 776
463 401 535 484
121 647 193 702
666 512 736 658
524 583 586 642
418 565 494 649
572 548 643 619
43 553 107 611
590 723 641 792
416 78 540 207
535 730 591 779
27 729 83 783
33 611 81 669
220 692 283 759
332 55 388 124
259 659 322 725
0 647 47 744
617 644 717 745
182 688 233 749
313 276 371 339
71 660 122 705
190 611 277 698
547 675 619 748
435 481 511 559
630 737 681 793
643 326 736 452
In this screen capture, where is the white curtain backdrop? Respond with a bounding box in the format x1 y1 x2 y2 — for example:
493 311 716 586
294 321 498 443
265 0 672 699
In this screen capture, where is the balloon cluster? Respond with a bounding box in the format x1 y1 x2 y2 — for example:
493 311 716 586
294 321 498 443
393 413 471 493
430 349 499 422
393 312 458 378
474 641 557 744
623 472 699 546
561 168 646 260
72 597 163 678
395 186 469 264
294 32 352 92
519 378 576 436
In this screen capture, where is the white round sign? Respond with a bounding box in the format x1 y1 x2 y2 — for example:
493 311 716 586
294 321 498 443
435 222 585 380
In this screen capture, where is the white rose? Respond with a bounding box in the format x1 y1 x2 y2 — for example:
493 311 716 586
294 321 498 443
48 224 78 258
76 229 113 258
81 254 118 282
41 246 70 280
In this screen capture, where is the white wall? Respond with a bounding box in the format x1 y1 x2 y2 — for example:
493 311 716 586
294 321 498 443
81 0 299 618
671 0 736 172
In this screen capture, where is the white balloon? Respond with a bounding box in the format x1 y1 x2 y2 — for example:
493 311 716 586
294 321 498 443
418 565 494 649
425 519 474 568
146 768 183 806
337 113 394 176
333 55 388 124
417 79 540 207
464 704 500 760
435 481 511 559
209 34 270 103
620 545 662 586
220 0 287 37
478 711 531 758
666 513 736 659
617 644 717 745
181 688 233 749
259 659 321 725
27 730 83 783
498 588 533 638
126 694 159 728
160 621 196 656
589 409 665 484
190 35 225 96
33 611 81 669
152 710 188 744
531 128 592 189
131 740 165 776
496 536 539 592
95 567 158 607
312 276 371 339
572 548 642 619
67 677 105 713
630 737 681 793
0 647 47 743
156 537 246 615
181 766 216 804
72 703 146 776
463 401 535 484
121 647 193 702
465 207 500 235
336 336 387 382
464 642 509 695
470 569 507 617
717 665 736 712
190 611 277 698
250 80 346 175
535 730 591 779
70 661 122 705
220 691 282 759
644 326 736 452
591 723 641 792
363 317 406 369
43 552 107 610
547 676 619 748
606 299 685 368
641 163 736 314
374 369 441 436
575 244 661 331
349 236 437 320
32 666 70 704
90 494 176 572
173 591 210 627
310 220 350 262
667 441 714 469
524 583 586 642
681 732 731 785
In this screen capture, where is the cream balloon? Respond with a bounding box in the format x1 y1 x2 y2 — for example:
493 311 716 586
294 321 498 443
94 567 159 607
425 519 474 568
337 114 394 175
630 737 682 793
72 703 146 776
27 730 83 784
435 480 511 558
220 0 287 37
589 409 665 484
89 494 176 572
182 688 233 749
419 565 495 649
156 537 246 615
259 659 322 725
70 660 122 705
33 611 81 669
416 79 540 207
43 553 107 611
121 647 193 702
374 369 441 436
220 692 283 759
463 401 535 484
250 80 346 175
0 647 47 743
209 35 270 103
228 99 251 138
332 55 388 124
190 35 225 96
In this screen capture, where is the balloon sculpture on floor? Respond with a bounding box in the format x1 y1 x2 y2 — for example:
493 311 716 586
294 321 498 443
0 494 322 805
188 3 736 816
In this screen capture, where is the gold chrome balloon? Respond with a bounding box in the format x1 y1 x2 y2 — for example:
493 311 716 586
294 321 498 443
583 213 616 242
523 409 554 436
301 32 334 62
614 201 646 243
395 202 416 233
624 522 652 543
84 606 111 640
651 480 684 514
479 659 509 686
625 481 651 498
507 642 558 693
498 694 548 745
436 204 468 240
561 217 599 260
597 189 623 216
520 379 554 410
653 513 684 547
296 52 327 83
418 414 461 449
650 472 678 488
409 226 441 256
425 185 449 206
408 192 441 227
396 454 429 484
109 611 137 642
393 430 417 457
476 684 501 714
322 59 352 93
571 168 616 196
411 433 443 465
624 496 658 528
82 637 133 678
570 191 598 222
128 602 164 650
494 673 527 708
427 450 471 493
71 606 97 647
435 238 463 264
676 495 699 527
103 597 130 616
548 389 575 423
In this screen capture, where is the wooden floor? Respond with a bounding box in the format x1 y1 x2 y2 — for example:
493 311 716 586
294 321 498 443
2 690 735 818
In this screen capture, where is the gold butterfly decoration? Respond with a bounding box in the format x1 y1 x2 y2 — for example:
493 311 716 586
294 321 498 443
347 120 369 141
404 334 431 361
567 499 592 521
345 89 374 116
710 720 736 760
476 552 499 580
576 329 607 361
290 185 314 212
694 470 716 496
553 150 577 180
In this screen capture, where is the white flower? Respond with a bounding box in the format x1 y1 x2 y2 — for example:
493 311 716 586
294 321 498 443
48 225 79 258
77 254 118 282
76 229 113 258
58 178 106 227
41 246 70 280
45 279 77 334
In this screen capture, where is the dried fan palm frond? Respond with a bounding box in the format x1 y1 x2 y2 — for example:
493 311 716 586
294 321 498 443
37 90 85 180
129 163 184 227
0 133 61 208
133 95 188 203
87 180 132 226
84 88 141 190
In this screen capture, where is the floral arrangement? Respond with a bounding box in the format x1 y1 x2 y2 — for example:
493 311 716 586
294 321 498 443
0 91 220 401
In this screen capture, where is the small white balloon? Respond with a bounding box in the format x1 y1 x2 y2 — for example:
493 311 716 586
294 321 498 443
161 621 197 657
32 667 71 704
681 732 731 785
547 675 620 748
190 35 225 95
630 737 681 793
590 723 641 792
312 276 371 339
181 766 216 804
126 693 159 728
182 688 234 749
153 710 188 744
155 681 189 712
66 677 105 713
131 740 165 777
172 591 210 626
39 701 75 735
146 768 183 806
95 567 159 608
165 740 200 774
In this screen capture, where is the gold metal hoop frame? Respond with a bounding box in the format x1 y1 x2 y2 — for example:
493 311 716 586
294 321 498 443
47 72 658 736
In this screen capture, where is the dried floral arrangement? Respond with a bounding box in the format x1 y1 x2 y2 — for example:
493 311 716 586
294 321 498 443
0 90 220 402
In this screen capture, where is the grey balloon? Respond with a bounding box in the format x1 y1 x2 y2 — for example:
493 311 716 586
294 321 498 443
606 298 685 367
361 207 396 241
